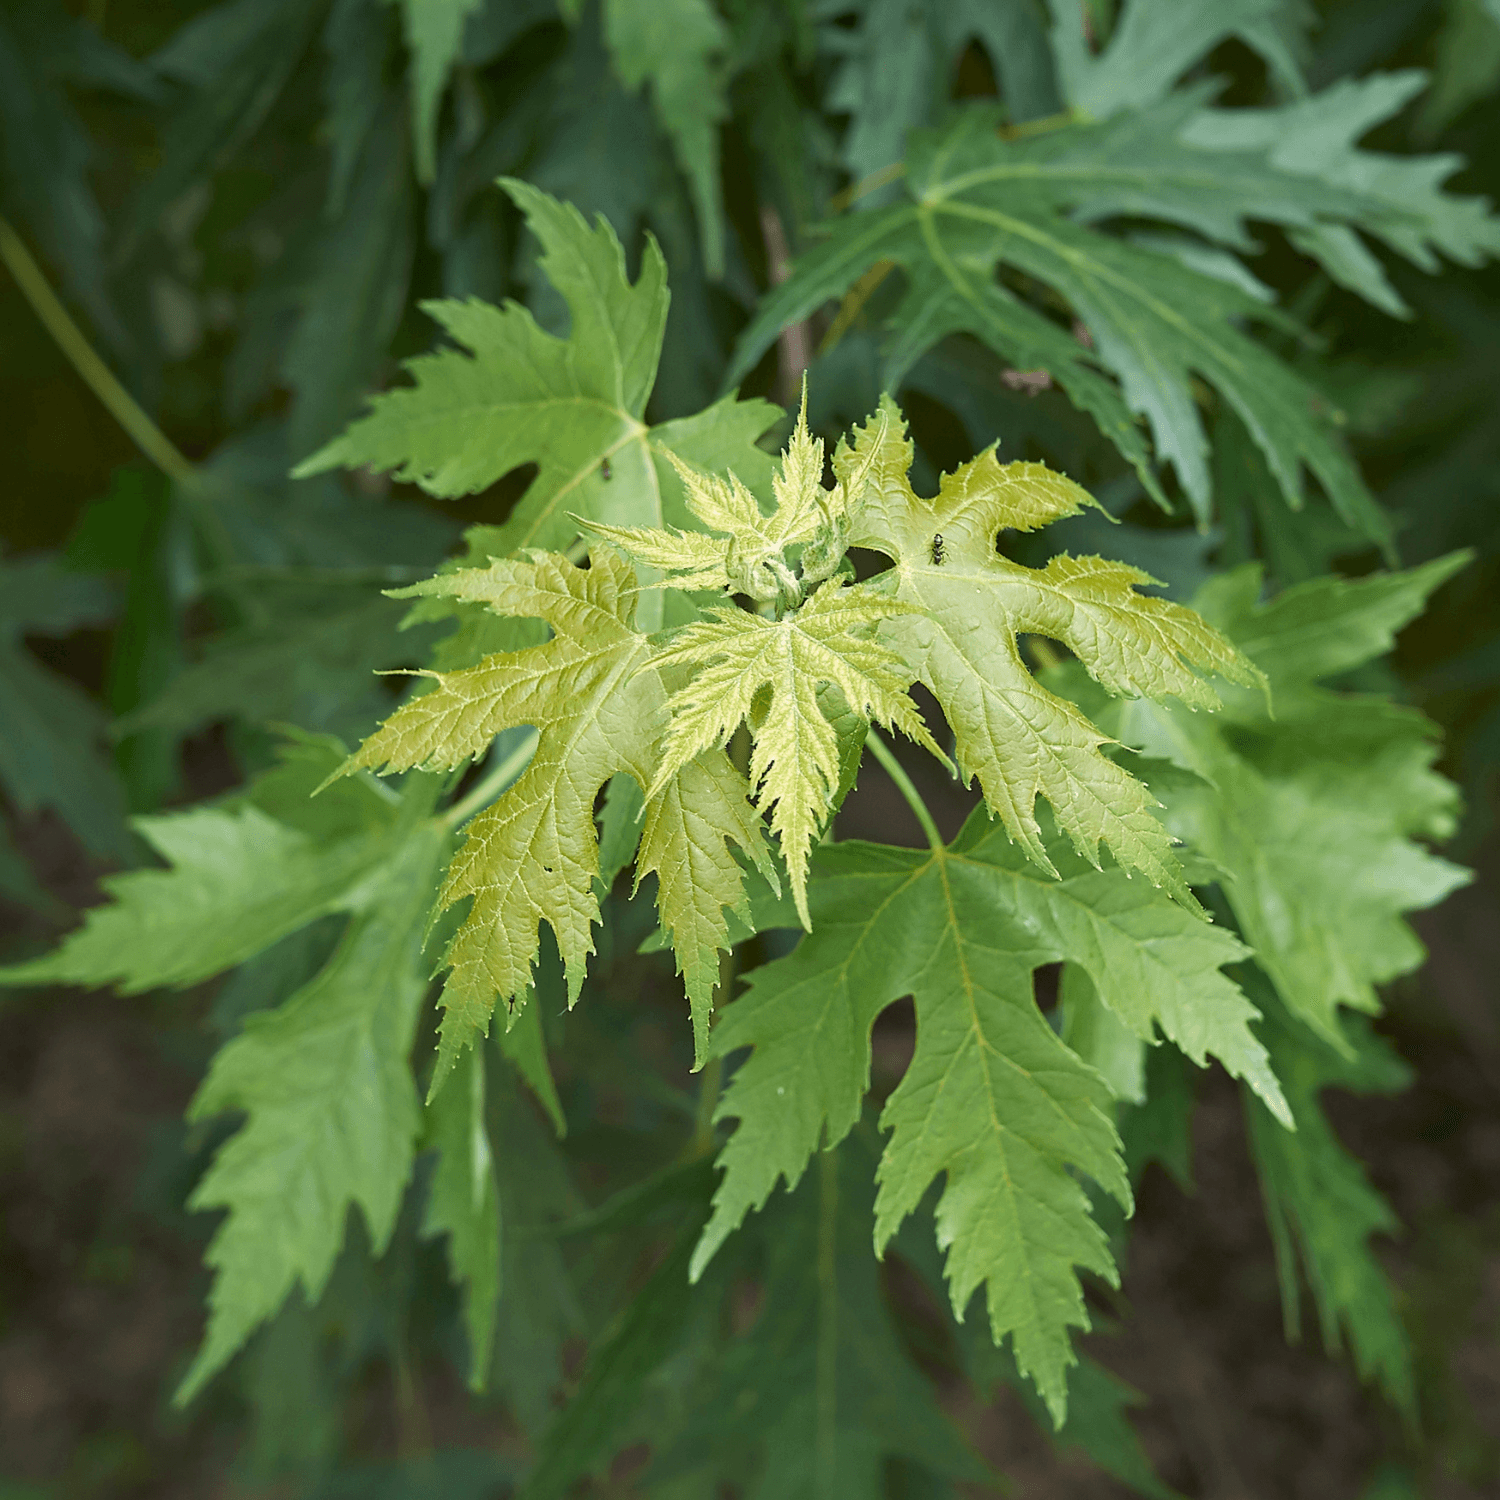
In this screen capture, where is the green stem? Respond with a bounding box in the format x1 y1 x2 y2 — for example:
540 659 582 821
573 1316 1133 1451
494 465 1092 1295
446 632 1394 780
814 1146 840 1498
1027 635 1063 671
692 1054 723 1157
865 732 944 853
443 731 538 829
0 217 197 488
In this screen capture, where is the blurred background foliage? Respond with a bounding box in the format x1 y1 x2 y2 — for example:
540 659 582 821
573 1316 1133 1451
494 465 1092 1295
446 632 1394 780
1 0 1498 1496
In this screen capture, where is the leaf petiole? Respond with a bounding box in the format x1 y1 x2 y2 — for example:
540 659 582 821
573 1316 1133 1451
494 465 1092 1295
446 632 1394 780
442 730 539 829
864 732 944 854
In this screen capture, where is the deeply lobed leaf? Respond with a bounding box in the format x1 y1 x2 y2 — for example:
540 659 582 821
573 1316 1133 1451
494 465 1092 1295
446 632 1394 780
695 811 1287 1423
0 803 383 993
1111 556 1472 1047
835 397 1260 905
648 582 941 926
730 75 1500 535
340 546 769 1078
175 823 449 1404
296 180 779 634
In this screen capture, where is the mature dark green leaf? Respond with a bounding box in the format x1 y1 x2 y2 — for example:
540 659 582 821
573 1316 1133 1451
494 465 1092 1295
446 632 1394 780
0 550 128 861
652 1142 992 1498
282 105 416 460
824 0 1057 201
488 1060 584 1435
1244 978 1417 1416
697 810 1285 1422
566 0 731 273
1046 0 1311 118
0 643 132 864
127 0 321 253
728 101 1422 537
0 9 121 340
395 0 484 185
1182 73 1500 318
121 574 437 743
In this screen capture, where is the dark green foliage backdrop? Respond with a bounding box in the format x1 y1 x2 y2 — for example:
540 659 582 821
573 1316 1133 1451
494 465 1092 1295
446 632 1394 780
1 0 1499 1496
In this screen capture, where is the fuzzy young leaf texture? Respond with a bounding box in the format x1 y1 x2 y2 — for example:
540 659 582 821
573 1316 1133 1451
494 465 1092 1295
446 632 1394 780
309 273 1279 1421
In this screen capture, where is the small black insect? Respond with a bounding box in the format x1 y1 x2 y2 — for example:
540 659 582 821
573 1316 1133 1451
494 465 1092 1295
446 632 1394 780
600 458 612 480
930 532 945 566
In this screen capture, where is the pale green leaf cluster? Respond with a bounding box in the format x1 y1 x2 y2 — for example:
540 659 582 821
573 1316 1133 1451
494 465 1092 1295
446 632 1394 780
588 392 1252 924
338 544 772 1077
327 381 1257 1104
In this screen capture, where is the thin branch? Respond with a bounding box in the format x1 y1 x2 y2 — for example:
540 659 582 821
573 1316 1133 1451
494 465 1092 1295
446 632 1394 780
0 217 196 488
827 161 907 214
760 205 814 404
817 258 895 360
865 731 945 853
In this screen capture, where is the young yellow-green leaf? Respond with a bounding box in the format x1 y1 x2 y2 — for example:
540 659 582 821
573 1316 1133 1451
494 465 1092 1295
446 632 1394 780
175 822 449 1405
835 397 1260 906
339 546 769 1079
586 389 871 605
634 748 772 1038
421 1042 501 1391
579 513 733 594
1112 557 1471 1048
694 810 1285 1424
294 180 780 633
647 581 943 926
